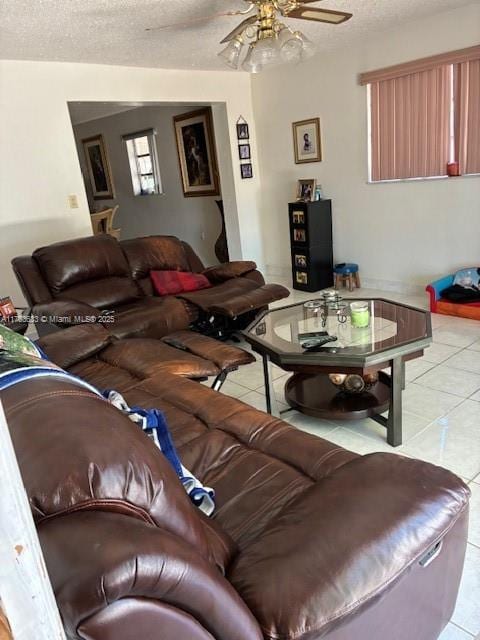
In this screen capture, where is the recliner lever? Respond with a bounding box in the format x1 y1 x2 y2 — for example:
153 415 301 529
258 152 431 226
419 540 443 567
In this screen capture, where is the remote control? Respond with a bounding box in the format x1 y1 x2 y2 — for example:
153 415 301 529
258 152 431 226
302 336 338 351
298 331 328 341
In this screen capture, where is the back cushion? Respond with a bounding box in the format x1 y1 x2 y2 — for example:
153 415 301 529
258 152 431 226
33 235 140 307
122 236 191 279
34 235 132 293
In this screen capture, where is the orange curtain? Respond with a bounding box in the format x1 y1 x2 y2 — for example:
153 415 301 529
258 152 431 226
370 66 451 181
456 59 480 175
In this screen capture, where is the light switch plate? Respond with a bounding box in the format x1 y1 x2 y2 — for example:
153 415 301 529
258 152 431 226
68 194 79 209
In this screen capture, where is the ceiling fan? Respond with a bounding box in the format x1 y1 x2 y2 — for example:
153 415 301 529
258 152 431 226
146 1 353 72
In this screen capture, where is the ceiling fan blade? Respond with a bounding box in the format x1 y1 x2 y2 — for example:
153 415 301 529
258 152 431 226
220 15 258 43
287 6 352 24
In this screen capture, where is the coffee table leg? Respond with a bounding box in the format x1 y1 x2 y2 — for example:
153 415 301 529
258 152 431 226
262 354 280 417
387 357 404 446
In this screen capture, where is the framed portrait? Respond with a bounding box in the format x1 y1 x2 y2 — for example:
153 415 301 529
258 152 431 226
292 211 305 225
0 296 16 320
292 118 322 164
294 254 307 269
82 134 115 200
293 229 306 243
296 271 308 285
240 163 253 179
237 123 249 140
238 144 251 160
173 107 220 197
296 179 316 202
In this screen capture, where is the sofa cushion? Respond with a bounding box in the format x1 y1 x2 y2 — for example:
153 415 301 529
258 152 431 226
56 276 140 310
34 235 133 294
122 236 191 279
151 271 211 296
110 297 191 340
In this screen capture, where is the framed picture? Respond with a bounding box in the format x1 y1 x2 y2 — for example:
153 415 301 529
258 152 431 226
240 163 253 179
237 123 249 140
296 271 308 285
293 229 306 243
294 254 307 268
292 118 322 164
0 297 16 320
173 107 220 197
82 134 115 200
296 179 316 202
238 144 251 160
292 211 305 225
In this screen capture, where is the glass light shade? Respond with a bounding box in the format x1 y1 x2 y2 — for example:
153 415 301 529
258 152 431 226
278 27 303 63
295 31 316 60
241 44 263 73
251 37 282 67
217 37 243 69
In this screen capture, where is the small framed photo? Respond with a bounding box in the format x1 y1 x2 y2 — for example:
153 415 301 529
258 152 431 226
292 118 322 164
296 179 316 202
293 228 306 243
237 123 249 140
292 210 305 225
294 254 307 268
296 271 308 285
238 144 251 160
0 296 16 320
82 134 115 200
240 163 253 179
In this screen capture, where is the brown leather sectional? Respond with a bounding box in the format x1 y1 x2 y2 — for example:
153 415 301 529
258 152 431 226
2 323 471 640
12 234 289 338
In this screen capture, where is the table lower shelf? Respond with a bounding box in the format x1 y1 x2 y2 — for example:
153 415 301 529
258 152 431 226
285 372 390 420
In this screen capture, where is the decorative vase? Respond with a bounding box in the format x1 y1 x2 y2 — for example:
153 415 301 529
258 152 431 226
328 372 379 395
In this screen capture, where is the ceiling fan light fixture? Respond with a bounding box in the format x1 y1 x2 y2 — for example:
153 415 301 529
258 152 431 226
217 35 244 69
294 31 316 60
251 36 282 67
278 26 303 64
241 43 263 73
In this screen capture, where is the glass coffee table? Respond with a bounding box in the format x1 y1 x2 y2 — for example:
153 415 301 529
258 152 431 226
244 298 432 446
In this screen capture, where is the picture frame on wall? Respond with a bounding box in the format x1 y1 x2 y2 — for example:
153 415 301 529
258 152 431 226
238 144 251 160
173 107 220 197
292 118 322 164
296 179 316 202
237 122 249 140
82 134 115 200
240 163 253 179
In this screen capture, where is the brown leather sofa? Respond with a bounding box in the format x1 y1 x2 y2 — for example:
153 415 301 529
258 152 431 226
12 234 289 338
2 328 470 640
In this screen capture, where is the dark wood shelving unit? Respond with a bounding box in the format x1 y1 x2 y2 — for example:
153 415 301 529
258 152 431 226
288 199 333 292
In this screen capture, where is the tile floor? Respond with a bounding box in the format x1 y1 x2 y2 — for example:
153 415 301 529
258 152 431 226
221 285 480 639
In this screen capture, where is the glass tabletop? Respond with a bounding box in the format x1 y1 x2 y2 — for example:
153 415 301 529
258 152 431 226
247 298 430 358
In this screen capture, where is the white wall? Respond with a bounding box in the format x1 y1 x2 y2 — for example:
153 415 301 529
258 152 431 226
73 105 226 266
0 61 261 303
252 2 480 291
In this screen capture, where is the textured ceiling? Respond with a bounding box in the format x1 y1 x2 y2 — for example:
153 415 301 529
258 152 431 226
0 0 474 71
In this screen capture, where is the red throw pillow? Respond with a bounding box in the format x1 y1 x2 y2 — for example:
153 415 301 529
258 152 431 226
150 270 211 296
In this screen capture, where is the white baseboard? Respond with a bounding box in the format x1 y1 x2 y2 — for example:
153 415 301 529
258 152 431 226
263 264 425 296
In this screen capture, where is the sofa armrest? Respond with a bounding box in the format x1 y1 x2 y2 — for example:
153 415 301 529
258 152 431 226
203 261 257 283
426 275 454 312
37 323 113 369
228 454 470 640
39 511 262 640
32 300 101 329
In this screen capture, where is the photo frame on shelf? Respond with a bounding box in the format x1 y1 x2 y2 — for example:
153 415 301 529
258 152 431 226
0 297 16 321
292 211 305 224
173 107 220 197
240 163 253 179
294 254 307 269
238 143 251 160
292 118 322 164
296 179 316 202
82 134 115 200
293 228 306 242
296 271 308 285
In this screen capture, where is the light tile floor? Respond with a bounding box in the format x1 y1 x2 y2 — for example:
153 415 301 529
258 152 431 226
221 285 480 639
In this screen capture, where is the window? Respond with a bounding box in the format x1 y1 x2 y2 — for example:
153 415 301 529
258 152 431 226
123 129 162 195
360 45 480 182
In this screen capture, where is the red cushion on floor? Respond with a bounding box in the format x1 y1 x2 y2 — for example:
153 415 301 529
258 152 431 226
150 270 211 296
